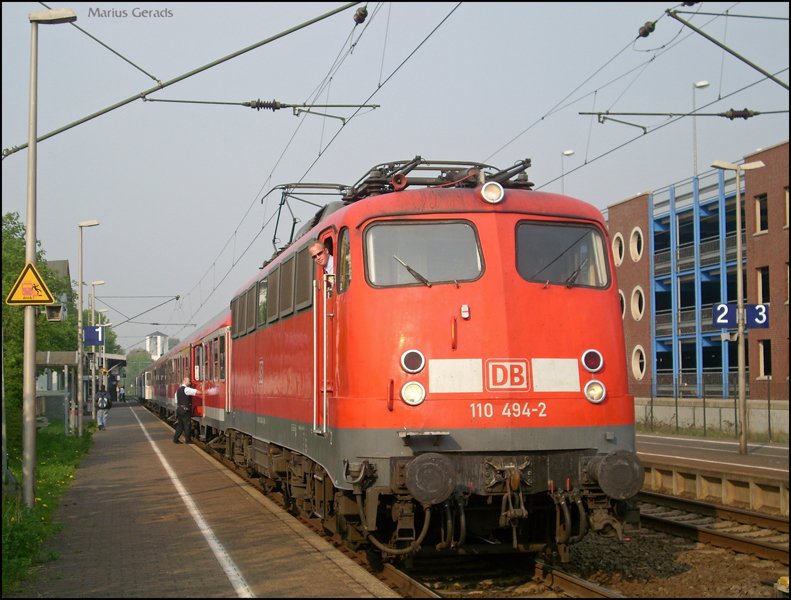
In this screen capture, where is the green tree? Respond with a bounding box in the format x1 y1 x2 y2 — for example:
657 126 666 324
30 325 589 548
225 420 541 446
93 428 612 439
2 212 77 409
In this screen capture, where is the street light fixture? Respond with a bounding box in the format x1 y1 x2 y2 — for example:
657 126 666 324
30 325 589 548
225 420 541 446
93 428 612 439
561 149 575 195
692 80 710 176
21 6 77 508
711 158 765 455
76 219 99 438
90 280 105 420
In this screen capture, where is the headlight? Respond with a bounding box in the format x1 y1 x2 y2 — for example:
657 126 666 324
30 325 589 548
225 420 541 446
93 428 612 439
401 381 426 406
584 380 606 403
480 181 504 204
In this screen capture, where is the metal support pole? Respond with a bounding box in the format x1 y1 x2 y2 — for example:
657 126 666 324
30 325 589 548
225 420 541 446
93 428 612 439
77 229 84 437
735 167 747 455
22 20 40 508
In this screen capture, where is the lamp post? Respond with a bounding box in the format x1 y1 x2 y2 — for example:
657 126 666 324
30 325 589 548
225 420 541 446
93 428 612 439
692 80 710 176
21 7 77 507
561 149 574 195
90 280 105 421
711 159 765 455
77 220 99 437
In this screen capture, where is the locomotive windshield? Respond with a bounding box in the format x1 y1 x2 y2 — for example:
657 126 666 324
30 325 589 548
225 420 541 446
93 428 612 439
516 222 609 288
365 221 482 287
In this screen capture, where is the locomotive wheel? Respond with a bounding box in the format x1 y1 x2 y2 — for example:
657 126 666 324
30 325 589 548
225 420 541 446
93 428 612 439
365 546 384 572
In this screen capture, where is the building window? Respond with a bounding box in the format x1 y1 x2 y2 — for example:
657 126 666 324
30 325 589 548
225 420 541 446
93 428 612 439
612 233 625 266
630 285 645 321
629 227 644 262
754 194 768 233
758 339 772 378
757 266 770 304
631 345 646 380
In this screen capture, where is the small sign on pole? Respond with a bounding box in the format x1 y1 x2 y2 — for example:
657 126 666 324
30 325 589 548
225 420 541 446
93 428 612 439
712 303 736 328
5 263 55 305
746 304 769 328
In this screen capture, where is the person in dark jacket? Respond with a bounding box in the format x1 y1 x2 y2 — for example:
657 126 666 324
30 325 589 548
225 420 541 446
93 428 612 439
173 376 199 444
96 385 111 430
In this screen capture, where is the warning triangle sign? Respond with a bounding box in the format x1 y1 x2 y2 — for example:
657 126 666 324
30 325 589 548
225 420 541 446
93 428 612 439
5 263 55 306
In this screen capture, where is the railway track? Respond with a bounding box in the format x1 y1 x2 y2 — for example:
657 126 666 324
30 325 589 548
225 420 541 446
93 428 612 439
636 490 789 565
152 405 626 598
152 405 787 597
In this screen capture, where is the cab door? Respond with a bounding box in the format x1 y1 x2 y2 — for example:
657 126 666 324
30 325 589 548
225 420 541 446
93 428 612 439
313 233 336 434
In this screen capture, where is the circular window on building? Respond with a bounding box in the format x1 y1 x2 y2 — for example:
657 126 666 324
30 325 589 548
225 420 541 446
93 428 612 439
630 285 645 321
612 233 625 267
631 345 646 380
629 226 644 262
619 289 625 319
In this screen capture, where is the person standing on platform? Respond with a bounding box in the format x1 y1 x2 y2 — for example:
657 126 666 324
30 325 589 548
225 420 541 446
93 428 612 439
119 386 126 403
96 385 111 430
173 376 199 444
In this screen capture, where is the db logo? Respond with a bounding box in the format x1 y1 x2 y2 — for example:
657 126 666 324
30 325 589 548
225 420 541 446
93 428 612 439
486 360 529 390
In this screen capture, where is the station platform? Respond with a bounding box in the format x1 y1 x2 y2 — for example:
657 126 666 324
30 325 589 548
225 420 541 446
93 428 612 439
636 432 789 515
10 402 399 598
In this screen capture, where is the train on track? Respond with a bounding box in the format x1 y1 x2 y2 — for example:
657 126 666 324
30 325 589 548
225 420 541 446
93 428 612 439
139 157 643 565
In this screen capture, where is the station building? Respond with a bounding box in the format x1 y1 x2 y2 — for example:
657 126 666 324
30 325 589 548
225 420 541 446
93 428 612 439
606 140 788 435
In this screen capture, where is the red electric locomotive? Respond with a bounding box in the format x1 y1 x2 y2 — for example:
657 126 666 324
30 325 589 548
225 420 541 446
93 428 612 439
146 157 643 565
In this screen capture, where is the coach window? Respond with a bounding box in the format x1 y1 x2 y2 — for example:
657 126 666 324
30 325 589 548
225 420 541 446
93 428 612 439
365 221 482 287
245 285 256 334
267 267 280 324
516 222 609 288
279 256 296 318
257 279 268 327
219 335 226 381
194 345 203 381
212 337 220 381
337 227 351 292
295 246 312 310
231 297 239 338
203 342 210 381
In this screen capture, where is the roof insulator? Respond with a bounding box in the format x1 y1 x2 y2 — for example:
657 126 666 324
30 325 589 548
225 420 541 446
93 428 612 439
354 7 368 25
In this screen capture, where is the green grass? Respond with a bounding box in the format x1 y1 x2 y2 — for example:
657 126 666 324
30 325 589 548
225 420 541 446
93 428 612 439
2 408 93 596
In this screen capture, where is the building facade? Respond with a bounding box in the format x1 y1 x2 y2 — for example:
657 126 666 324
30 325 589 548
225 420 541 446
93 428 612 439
607 140 788 411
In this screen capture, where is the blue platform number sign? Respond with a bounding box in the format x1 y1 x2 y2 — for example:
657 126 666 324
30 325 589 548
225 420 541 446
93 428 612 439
746 304 769 328
712 303 736 328
83 325 105 346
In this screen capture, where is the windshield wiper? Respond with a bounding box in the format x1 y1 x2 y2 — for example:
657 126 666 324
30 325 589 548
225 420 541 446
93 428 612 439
393 255 432 287
565 257 589 287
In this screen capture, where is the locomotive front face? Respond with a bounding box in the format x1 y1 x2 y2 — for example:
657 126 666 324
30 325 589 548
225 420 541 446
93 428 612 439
327 186 641 557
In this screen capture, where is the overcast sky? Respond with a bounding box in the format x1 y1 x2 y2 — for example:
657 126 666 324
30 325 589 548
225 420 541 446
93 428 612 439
2 2 788 351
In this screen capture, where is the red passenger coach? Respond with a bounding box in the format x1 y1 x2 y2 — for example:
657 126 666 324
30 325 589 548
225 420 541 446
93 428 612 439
147 158 643 566
146 311 230 423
